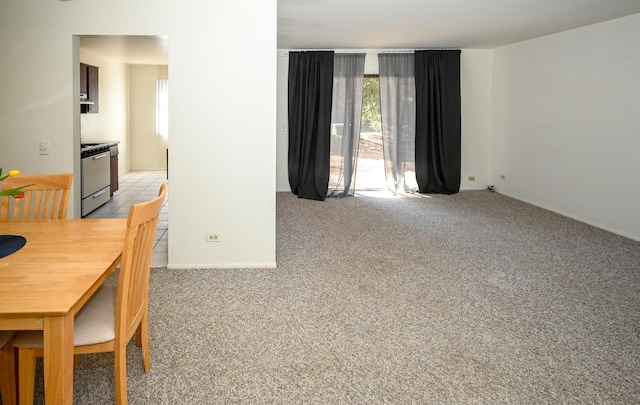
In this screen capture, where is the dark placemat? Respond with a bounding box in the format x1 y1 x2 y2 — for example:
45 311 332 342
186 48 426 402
0 235 27 259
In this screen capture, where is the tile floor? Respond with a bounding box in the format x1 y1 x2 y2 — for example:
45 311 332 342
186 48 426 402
84 170 168 267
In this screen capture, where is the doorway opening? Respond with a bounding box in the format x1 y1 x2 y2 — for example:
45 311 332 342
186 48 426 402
76 35 169 267
355 75 386 190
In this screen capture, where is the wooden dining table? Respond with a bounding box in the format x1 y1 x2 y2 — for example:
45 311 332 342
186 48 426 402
0 218 127 405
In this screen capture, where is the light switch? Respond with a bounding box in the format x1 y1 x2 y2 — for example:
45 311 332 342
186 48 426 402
39 140 50 155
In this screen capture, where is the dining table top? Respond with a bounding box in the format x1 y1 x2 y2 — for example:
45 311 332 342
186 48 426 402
0 218 127 321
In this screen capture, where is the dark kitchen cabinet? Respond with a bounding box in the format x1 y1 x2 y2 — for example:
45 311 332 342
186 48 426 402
110 145 119 195
80 63 99 114
80 63 87 95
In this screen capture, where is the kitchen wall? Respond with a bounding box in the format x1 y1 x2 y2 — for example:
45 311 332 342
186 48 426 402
129 64 169 171
79 56 168 172
0 0 277 269
276 49 493 192
491 13 640 241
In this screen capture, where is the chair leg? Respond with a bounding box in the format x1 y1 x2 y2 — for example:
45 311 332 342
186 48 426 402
114 343 128 405
135 322 142 347
18 348 36 405
138 311 151 373
0 337 17 405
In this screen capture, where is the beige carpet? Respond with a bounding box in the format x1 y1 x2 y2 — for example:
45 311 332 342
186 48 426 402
27 190 640 404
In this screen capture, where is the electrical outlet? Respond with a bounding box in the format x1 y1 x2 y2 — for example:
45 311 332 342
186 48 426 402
500 175 506 180
468 176 475 181
206 233 220 242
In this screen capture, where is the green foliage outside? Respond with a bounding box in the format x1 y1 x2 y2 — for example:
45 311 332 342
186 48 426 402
361 77 382 132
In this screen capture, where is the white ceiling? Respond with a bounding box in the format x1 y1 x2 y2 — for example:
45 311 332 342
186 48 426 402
279 0 640 49
80 1 640 63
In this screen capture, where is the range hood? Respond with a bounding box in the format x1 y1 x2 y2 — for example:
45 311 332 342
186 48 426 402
80 92 94 105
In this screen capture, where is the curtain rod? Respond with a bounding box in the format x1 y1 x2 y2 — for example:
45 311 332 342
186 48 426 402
379 48 461 53
280 48 460 56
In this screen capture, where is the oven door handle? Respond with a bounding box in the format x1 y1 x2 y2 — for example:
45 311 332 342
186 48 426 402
92 189 107 198
91 153 108 160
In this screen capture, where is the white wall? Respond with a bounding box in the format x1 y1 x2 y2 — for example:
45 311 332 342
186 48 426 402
0 0 277 269
129 64 169 171
276 52 291 192
276 49 493 192
491 13 640 241
460 50 492 189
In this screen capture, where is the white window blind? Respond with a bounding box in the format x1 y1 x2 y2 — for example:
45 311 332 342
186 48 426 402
155 78 169 137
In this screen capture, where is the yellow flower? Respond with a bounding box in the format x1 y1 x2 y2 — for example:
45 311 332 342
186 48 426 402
0 168 32 197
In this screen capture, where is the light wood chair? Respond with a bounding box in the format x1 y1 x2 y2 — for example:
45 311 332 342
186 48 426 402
0 173 73 220
13 183 168 405
0 331 17 405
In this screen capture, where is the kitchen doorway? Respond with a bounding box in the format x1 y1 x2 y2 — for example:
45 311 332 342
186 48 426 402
77 35 169 266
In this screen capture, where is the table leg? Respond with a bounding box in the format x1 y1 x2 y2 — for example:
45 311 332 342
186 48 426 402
43 314 74 404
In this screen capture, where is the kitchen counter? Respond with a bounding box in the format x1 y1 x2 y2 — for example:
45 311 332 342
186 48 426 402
83 140 120 146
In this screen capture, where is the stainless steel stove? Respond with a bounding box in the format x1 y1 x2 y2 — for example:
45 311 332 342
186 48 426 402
81 143 111 216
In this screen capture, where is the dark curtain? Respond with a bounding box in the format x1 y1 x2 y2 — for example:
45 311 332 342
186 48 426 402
288 51 335 201
414 50 461 194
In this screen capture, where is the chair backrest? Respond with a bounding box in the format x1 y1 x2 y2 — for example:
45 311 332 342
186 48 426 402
0 173 73 220
115 183 167 344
